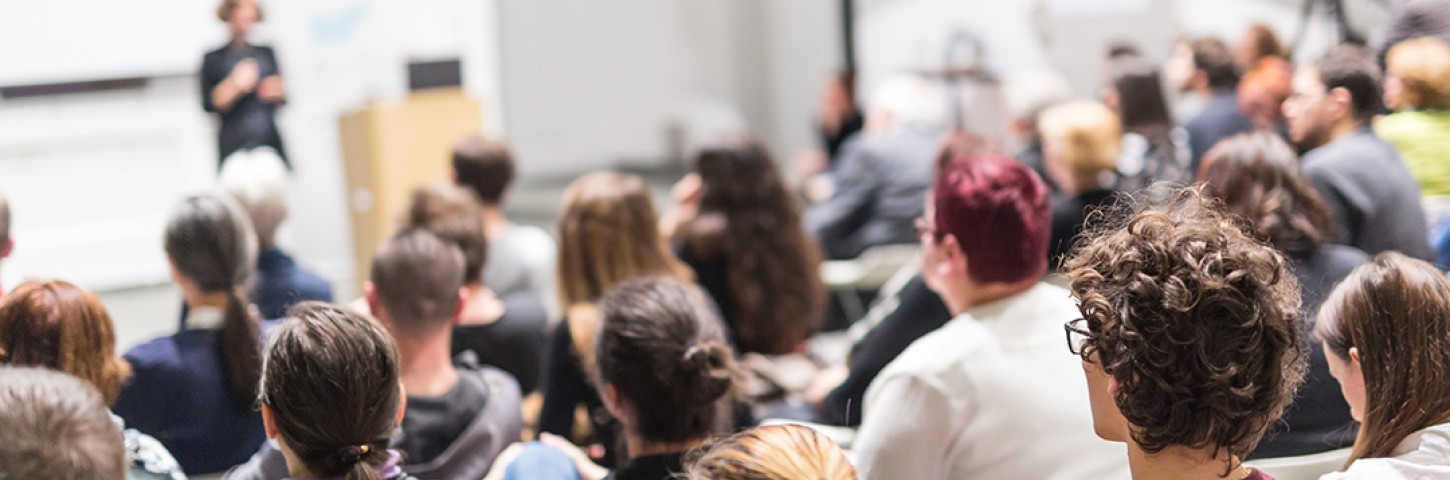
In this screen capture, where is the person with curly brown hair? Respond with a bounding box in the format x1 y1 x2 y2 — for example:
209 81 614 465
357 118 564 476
1065 187 1307 480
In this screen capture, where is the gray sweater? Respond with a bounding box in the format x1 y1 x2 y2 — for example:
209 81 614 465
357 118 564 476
1303 129 1433 262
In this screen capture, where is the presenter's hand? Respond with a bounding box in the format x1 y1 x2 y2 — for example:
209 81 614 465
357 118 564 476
258 75 286 103
229 58 261 93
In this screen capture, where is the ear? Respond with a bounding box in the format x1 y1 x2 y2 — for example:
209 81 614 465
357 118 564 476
395 384 408 425
452 287 468 326
1348 347 1363 370
262 404 280 440
363 282 381 318
1192 69 1209 89
1329 87 1355 119
600 383 627 421
939 234 969 277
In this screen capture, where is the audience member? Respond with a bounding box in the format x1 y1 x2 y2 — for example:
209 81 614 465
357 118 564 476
1199 132 1364 458
113 194 268 475
1377 0 1450 67
683 424 855 480
0 280 187 479
1104 55 1191 191
538 172 697 467
218 147 333 319
1182 37 1257 172
1316 253 1450 478
818 68 865 163
852 155 1128 479
452 136 560 319
1235 24 1294 132
1283 45 1433 261
508 277 739 480
1002 69 1073 192
0 192 9 296
1066 186 1306 480
1040 100 1123 268
663 136 825 355
228 230 524 479
0 367 127 480
404 182 548 394
805 74 947 259
254 303 417 480
1377 36 1450 266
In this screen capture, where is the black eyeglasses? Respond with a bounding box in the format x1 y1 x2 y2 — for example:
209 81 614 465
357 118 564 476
1064 318 1092 355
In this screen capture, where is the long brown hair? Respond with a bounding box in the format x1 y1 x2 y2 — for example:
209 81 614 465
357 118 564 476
1316 253 1450 468
685 424 856 480
166 194 261 409
675 137 825 354
0 281 131 405
1199 131 1331 255
261 302 402 480
557 173 692 362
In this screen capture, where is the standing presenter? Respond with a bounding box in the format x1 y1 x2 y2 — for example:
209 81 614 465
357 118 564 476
202 0 289 169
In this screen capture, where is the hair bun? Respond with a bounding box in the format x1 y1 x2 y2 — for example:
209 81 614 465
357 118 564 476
681 341 733 405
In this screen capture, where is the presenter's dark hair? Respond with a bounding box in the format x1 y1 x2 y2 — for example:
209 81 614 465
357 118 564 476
166 194 261 409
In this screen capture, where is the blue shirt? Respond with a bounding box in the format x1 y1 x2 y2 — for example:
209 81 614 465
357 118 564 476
113 323 271 475
253 247 333 320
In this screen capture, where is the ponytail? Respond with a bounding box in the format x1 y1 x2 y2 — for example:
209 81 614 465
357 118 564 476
340 441 389 480
219 288 261 408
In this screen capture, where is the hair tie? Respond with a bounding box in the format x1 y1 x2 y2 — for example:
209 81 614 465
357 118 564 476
341 444 370 463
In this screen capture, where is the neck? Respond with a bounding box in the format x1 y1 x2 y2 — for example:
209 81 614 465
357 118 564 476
480 205 508 241
394 330 459 397
1327 119 1365 144
460 284 506 326
944 278 1038 316
624 432 704 460
1127 443 1250 480
185 288 232 309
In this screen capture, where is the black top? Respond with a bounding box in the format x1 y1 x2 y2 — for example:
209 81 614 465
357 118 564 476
603 453 687 480
823 275 952 426
1049 189 1119 270
538 318 618 466
252 247 333 320
1251 244 1368 459
822 113 865 161
201 43 287 165
1015 140 1058 193
451 292 550 394
396 363 489 465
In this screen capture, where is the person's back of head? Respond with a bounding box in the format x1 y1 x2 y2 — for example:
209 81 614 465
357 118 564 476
1385 37 1450 111
368 228 465 338
165 193 261 408
557 172 689 307
595 277 736 445
260 302 403 480
1107 57 1173 134
1238 24 1287 67
1315 44 1384 124
404 182 487 286
0 367 126 480
685 424 855 480
0 281 130 405
1038 101 1122 194
218 147 290 247
866 74 948 133
451 135 516 207
1315 252 1450 470
1065 186 1306 469
1192 37 1241 91
930 154 1052 285
1199 131 1332 254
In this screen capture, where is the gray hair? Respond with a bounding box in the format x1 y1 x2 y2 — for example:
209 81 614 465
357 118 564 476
869 75 948 132
0 367 126 480
219 147 290 245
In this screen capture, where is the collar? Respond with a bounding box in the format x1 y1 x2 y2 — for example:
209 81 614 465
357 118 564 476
185 306 227 330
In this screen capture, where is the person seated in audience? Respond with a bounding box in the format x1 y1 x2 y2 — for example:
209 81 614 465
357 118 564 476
0 192 10 296
1375 37 1450 267
113 194 269 476
805 74 947 259
1104 55 1191 191
662 135 825 355
1041 100 1124 268
218 147 333 319
683 424 855 480
253 303 418 480
1316 253 1450 478
851 155 1129 479
1182 37 1257 173
1198 131 1364 458
539 172 697 468
1066 187 1306 480
1284 44 1433 262
1235 24 1293 133
452 136 560 319
0 280 187 479
502 277 739 480
404 182 548 394
228 229 524 479
1377 0 1450 67
0 367 128 480
1001 69 1072 192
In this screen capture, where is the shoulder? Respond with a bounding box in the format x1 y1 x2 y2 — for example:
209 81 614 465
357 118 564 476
876 316 990 385
123 335 185 371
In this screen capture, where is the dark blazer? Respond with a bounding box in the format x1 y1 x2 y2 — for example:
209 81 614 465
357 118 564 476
201 43 287 165
805 129 939 260
1184 90 1255 173
252 247 333 320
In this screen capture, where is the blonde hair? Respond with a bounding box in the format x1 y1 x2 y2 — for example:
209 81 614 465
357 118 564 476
219 148 290 245
1387 37 1450 109
1039 100 1122 182
685 424 856 480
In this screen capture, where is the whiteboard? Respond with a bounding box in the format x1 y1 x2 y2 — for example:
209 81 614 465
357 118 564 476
0 1 229 86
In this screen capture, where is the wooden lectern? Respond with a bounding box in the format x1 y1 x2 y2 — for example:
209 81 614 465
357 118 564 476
338 88 482 290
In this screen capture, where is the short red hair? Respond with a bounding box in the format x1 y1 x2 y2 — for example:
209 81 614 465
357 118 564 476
933 155 1052 283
